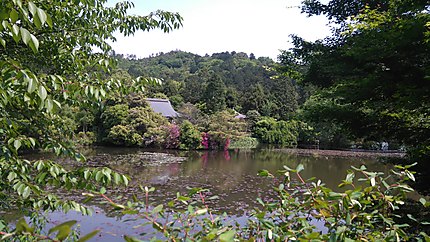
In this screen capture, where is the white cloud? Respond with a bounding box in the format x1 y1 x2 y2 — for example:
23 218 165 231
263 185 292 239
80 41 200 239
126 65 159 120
108 0 331 60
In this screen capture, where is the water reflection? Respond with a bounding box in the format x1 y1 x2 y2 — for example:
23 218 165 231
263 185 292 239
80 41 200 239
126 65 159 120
10 147 391 241
77 147 391 213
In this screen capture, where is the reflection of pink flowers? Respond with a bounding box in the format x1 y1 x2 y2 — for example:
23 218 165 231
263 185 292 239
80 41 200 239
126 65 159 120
224 150 230 161
201 152 208 166
224 137 230 151
201 132 209 149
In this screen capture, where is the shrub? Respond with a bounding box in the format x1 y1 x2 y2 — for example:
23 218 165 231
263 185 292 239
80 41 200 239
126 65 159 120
164 124 180 149
253 117 300 147
144 126 168 147
75 132 96 146
102 104 129 130
207 131 229 150
108 125 142 146
179 121 201 150
128 106 169 134
206 110 247 138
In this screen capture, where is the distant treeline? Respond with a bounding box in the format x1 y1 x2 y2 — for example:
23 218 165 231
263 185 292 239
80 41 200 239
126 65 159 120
112 50 301 120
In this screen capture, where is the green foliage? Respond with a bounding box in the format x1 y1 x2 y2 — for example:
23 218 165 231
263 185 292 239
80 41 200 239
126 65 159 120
97 93 170 147
245 109 261 131
114 50 301 117
108 125 142 146
280 0 430 151
253 117 301 147
89 164 429 241
229 136 259 149
143 126 168 147
298 95 354 148
179 121 201 150
203 73 227 114
205 110 248 138
102 104 129 130
75 131 96 146
0 0 182 240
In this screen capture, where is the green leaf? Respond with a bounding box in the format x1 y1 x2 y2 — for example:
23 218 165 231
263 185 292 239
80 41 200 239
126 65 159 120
48 220 77 240
33 11 41 28
124 235 143 242
77 230 100 242
22 186 30 198
258 169 272 177
219 229 236 242
7 172 17 182
27 77 37 93
29 34 39 53
29 137 36 147
28 2 37 15
345 172 355 183
113 173 121 184
37 8 47 25
95 171 103 181
46 13 53 27
370 177 376 186
20 27 31 44
45 98 53 112
296 164 304 173
122 175 129 186
38 85 47 101
11 24 20 42
0 37 5 48
10 9 19 23
16 218 34 234
328 192 343 199
195 208 208 215
53 100 62 109
151 204 163 215
83 170 90 180
99 187 106 194
13 139 21 150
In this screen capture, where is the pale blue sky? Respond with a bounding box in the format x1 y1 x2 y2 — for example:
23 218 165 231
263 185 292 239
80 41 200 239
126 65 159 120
106 0 331 60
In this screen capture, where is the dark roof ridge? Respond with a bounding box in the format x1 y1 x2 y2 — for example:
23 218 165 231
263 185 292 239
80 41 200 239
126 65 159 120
146 98 170 102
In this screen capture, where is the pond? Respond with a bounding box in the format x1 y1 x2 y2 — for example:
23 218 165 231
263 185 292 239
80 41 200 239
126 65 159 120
7 147 394 241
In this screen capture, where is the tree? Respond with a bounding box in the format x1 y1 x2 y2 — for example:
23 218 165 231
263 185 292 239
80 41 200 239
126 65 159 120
0 0 182 239
203 73 227 113
268 77 299 120
280 0 430 147
279 0 430 181
242 83 266 113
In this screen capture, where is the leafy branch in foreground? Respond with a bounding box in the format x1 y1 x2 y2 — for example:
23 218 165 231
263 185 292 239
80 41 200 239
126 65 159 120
64 164 428 241
0 0 183 240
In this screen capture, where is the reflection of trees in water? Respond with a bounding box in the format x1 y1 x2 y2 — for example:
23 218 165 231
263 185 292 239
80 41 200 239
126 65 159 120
57 148 391 213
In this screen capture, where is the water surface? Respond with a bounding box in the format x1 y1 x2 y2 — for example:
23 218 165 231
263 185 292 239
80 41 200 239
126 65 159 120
10 147 391 241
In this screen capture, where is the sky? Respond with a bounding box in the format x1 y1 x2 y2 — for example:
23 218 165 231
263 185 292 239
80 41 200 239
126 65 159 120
106 0 332 60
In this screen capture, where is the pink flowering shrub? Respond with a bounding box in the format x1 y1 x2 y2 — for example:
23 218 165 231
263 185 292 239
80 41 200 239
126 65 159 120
201 132 209 149
164 124 180 149
200 131 230 150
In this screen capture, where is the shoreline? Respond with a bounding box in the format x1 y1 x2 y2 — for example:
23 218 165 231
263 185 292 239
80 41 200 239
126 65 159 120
275 148 406 158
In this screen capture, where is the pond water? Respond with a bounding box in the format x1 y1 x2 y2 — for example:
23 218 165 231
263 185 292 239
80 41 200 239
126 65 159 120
7 147 392 241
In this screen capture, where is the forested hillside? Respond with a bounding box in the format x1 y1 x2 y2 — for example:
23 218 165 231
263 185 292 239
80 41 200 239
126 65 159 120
113 51 300 120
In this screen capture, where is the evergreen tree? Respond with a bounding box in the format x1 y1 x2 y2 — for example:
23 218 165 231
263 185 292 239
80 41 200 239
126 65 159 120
204 73 227 113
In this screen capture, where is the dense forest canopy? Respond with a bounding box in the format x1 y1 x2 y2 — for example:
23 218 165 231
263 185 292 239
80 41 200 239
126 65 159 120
113 50 300 120
280 0 430 150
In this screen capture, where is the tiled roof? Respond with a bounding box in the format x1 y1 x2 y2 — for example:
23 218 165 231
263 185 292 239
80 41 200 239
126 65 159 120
146 98 180 118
